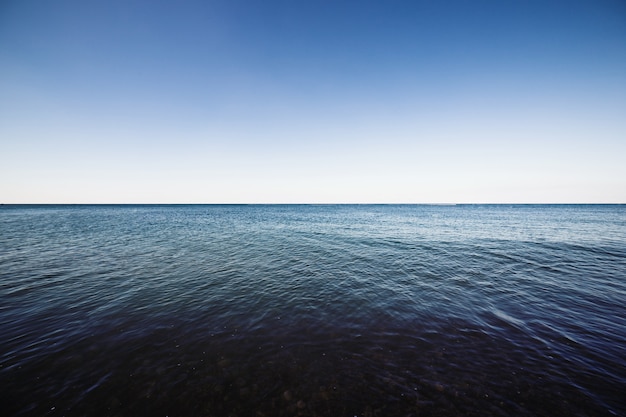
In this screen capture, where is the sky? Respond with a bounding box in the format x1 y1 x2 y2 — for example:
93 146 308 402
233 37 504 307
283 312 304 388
1 0 625 203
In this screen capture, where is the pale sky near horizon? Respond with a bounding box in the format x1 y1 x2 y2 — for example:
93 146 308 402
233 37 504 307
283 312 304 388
1 0 625 203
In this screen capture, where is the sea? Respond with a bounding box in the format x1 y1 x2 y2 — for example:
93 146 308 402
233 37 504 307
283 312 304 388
1 204 624 417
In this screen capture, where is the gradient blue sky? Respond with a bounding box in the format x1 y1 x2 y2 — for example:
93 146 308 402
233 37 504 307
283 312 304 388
1 0 625 203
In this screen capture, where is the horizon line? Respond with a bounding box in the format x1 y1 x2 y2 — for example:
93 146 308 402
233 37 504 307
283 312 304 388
2 202 624 206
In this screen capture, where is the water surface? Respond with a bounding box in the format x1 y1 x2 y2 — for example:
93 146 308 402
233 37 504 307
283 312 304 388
1 204 625 416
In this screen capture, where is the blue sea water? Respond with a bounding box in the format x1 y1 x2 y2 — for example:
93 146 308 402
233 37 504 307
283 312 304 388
1 204 625 417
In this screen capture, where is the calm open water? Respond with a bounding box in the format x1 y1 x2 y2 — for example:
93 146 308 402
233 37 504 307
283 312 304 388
1 204 625 417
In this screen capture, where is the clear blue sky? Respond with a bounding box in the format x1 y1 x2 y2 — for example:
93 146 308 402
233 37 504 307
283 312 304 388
1 0 625 203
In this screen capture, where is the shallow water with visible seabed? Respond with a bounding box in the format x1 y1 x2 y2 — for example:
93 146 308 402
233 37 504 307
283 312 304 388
1 204 625 416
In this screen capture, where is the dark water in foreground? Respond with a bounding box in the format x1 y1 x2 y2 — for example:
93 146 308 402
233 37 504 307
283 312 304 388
1 204 625 417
